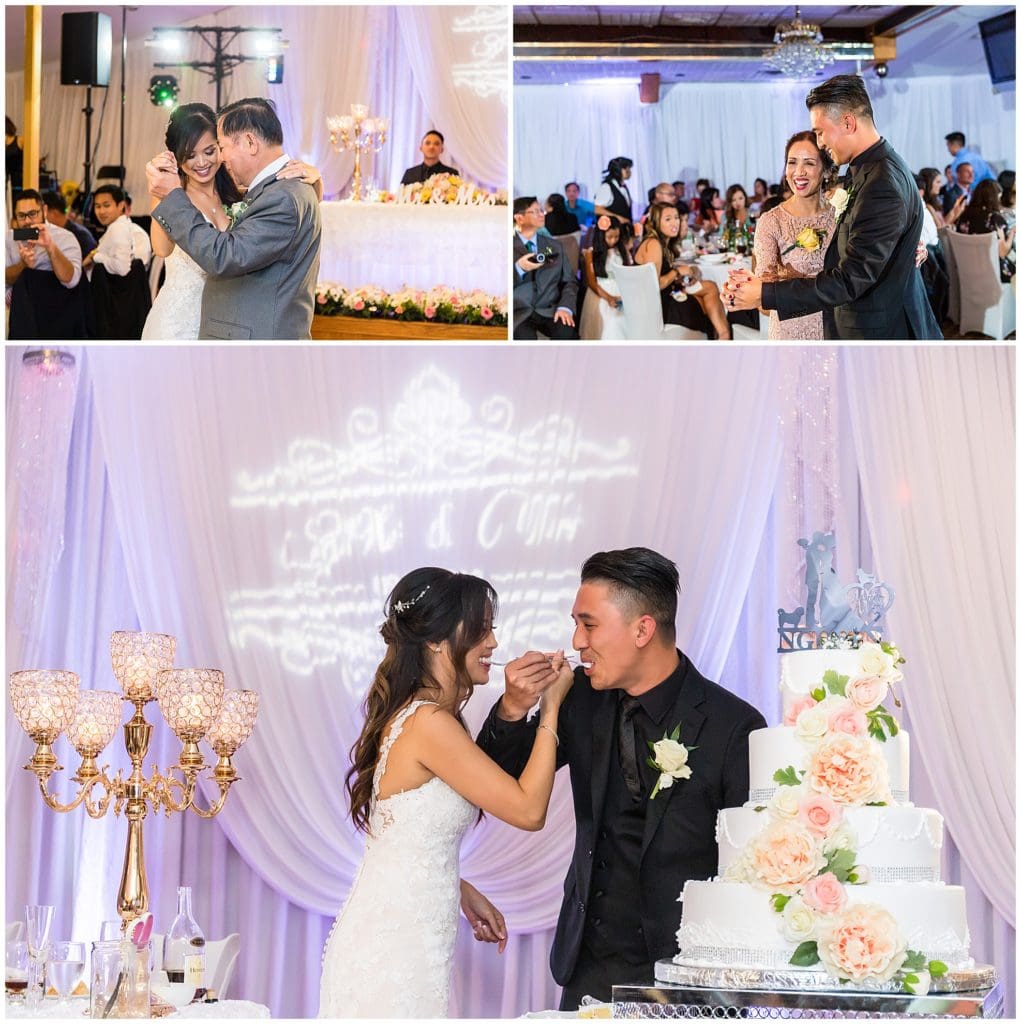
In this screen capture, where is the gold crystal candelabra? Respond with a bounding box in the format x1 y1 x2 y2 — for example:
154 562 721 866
10 632 259 927
327 103 390 202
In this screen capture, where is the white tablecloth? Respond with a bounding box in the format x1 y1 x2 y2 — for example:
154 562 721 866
694 254 768 339
318 201 508 294
7 996 270 1018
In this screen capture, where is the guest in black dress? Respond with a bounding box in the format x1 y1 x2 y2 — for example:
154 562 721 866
634 202 731 339
958 179 1016 281
545 193 580 235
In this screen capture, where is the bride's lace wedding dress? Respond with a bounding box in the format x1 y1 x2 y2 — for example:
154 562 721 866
318 700 476 1018
141 215 211 340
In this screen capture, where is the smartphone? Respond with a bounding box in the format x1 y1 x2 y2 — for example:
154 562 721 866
13 227 39 241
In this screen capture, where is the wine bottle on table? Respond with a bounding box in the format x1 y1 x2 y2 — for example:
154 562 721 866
164 886 207 1002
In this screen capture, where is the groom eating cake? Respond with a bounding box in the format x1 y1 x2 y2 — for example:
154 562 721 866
478 547 765 1008
724 74 942 340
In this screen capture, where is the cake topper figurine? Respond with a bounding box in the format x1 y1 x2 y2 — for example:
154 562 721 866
777 531 895 652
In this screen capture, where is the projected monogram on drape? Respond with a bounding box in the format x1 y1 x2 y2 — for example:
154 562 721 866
226 366 637 680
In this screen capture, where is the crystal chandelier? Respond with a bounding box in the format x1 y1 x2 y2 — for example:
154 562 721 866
765 7 835 78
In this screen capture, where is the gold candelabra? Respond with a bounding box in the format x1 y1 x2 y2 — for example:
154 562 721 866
9 631 259 927
327 103 390 202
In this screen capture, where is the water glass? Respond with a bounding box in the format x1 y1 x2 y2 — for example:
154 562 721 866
5 940 29 1005
25 904 54 1007
49 941 86 1007
100 920 123 941
91 940 151 1019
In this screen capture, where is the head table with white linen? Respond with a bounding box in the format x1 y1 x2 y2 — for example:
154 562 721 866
7 997 271 1019
318 201 508 294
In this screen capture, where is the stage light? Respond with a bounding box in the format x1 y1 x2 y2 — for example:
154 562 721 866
250 32 279 55
875 61 889 77
266 55 284 84
148 31 184 54
149 75 179 109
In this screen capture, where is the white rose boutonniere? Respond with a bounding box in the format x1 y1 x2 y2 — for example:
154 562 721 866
226 200 250 227
829 184 857 223
646 724 695 799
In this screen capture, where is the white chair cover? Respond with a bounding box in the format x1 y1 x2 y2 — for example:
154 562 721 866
552 231 582 276
610 261 702 340
941 228 1016 338
6 921 25 942
205 934 241 1000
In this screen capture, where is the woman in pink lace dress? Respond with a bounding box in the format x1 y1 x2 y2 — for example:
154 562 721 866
753 131 837 340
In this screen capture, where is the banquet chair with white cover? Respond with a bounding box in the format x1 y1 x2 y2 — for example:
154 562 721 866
149 932 239 997
7 921 24 942
940 227 1015 338
610 262 704 340
552 231 582 276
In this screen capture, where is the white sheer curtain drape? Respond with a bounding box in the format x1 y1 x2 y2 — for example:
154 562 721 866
6 348 1013 1017
842 346 1015 997
4 6 506 206
514 75 1015 205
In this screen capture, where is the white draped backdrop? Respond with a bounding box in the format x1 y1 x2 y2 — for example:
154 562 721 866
5 5 508 207
514 74 1016 205
5 346 1014 1018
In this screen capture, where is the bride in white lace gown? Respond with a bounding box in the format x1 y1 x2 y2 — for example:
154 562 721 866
318 568 573 1018
141 102 323 340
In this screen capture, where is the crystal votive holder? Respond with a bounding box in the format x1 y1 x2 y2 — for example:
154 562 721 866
110 631 176 703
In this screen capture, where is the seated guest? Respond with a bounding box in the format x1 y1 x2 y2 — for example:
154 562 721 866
400 130 458 185
942 162 974 217
721 184 751 241
634 201 730 339
694 186 723 234
687 177 710 220
85 184 152 339
1001 182 1015 232
545 192 580 235
918 168 963 229
957 179 1015 281
512 195 577 340
671 180 690 218
564 181 596 227
913 174 939 248
42 189 96 258
6 188 88 339
579 215 632 341
750 177 769 213
945 131 995 185
594 156 634 235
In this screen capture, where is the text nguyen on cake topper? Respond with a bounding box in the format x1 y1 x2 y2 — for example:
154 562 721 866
777 531 895 653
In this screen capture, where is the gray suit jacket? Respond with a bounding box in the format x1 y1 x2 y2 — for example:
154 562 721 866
152 176 322 340
512 234 578 331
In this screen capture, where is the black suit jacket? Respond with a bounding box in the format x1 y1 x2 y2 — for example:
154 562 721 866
477 651 765 984
762 138 942 339
512 234 578 331
400 160 459 185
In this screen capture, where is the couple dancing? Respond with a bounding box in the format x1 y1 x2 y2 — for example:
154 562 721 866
143 97 322 340
318 549 765 1017
726 73 941 340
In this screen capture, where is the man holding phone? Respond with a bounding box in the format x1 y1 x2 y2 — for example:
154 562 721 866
6 189 86 338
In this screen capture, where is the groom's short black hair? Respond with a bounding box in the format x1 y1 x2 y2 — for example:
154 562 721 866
581 547 679 643
218 97 283 146
806 74 874 124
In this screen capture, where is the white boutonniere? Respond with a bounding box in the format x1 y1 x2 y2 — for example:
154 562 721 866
225 200 250 227
829 185 857 223
646 724 695 800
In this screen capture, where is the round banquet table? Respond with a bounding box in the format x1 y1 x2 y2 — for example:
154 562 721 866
318 201 508 294
693 253 768 338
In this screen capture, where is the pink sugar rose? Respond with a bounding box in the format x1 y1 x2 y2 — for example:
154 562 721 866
816 903 907 982
481 307 494 320
797 792 843 836
802 871 848 915
784 693 817 727
845 675 889 712
745 821 826 893
809 734 889 806
827 700 869 737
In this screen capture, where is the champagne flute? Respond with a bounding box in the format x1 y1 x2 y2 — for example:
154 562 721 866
25 904 54 1008
5 940 28 1005
48 942 85 1008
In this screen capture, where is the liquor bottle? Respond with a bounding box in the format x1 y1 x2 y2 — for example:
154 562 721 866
164 887 207 1001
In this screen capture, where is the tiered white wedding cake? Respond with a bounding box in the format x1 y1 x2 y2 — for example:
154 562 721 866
661 536 980 995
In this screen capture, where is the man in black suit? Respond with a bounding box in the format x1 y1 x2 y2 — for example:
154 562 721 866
724 74 942 339
477 547 765 1007
512 195 578 339
399 130 459 185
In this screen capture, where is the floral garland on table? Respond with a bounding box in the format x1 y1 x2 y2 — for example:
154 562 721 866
374 174 508 206
314 283 507 327
726 642 947 993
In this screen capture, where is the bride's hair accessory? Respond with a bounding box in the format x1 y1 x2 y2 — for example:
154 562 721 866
393 585 430 615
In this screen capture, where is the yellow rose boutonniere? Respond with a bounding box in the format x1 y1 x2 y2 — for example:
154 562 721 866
782 227 827 256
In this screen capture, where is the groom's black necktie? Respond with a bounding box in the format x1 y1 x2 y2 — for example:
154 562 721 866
618 695 643 801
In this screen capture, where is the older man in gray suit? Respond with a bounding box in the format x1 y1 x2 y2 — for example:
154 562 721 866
146 98 322 340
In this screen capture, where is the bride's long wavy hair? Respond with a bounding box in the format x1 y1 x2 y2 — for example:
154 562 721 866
164 103 243 205
346 567 498 833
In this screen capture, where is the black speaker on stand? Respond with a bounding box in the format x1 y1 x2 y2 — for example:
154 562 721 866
60 11 112 214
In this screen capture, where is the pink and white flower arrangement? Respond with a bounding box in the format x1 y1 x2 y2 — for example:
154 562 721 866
745 820 826 893
313 282 507 327
808 734 891 806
